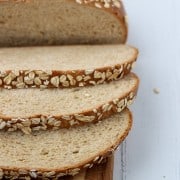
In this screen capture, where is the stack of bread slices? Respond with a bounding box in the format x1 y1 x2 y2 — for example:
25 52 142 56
0 0 139 179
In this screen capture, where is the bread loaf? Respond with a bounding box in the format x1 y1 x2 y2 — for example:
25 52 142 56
0 44 138 89
0 0 127 47
0 109 132 179
0 73 139 133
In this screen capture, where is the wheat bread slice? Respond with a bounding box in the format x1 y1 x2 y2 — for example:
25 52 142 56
0 44 138 89
0 73 139 133
0 108 132 179
0 0 127 47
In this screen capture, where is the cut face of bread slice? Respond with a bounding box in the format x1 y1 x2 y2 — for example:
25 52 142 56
0 0 127 47
0 45 138 89
0 109 132 179
0 73 139 133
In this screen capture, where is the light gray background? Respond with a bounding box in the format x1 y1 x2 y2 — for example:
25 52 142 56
114 0 180 179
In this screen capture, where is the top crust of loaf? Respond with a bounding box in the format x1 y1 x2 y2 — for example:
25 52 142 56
0 0 128 46
0 0 126 15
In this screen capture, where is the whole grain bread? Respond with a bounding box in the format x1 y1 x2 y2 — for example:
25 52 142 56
0 44 138 89
0 0 127 47
0 73 139 133
0 109 132 179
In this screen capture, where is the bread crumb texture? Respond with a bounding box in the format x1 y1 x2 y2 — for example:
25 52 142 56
0 109 132 179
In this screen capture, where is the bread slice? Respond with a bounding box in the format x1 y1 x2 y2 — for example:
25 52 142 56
0 0 127 47
0 108 132 179
0 44 138 89
0 73 139 133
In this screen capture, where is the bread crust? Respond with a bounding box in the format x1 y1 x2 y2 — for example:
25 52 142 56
0 108 132 179
0 46 138 89
0 0 128 46
0 73 139 134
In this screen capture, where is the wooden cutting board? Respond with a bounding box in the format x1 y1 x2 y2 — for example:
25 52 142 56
61 155 114 180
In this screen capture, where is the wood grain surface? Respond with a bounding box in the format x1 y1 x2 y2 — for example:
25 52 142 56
61 155 114 180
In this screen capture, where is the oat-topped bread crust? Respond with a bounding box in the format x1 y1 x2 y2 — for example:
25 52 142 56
0 0 127 47
0 109 132 179
0 44 138 89
0 73 139 133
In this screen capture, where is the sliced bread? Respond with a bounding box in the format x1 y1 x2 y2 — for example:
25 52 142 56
0 44 138 89
0 108 132 179
0 73 139 133
0 0 127 47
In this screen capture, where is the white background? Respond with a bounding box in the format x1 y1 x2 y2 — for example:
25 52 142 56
114 0 180 179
